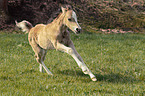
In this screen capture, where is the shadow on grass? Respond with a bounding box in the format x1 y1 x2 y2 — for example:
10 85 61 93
57 69 87 77
58 69 140 83
57 69 93 82
95 73 139 83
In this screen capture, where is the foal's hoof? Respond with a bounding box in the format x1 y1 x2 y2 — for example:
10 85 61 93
83 70 89 74
91 77 97 81
40 70 45 73
49 73 53 76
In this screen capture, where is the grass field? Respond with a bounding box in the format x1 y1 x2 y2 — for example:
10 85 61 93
0 31 145 96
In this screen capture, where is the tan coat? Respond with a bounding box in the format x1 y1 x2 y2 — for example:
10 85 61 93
16 5 97 81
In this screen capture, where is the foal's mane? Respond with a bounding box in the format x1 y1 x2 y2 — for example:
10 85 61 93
47 5 72 24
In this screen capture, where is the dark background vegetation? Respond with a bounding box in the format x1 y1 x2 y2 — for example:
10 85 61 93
0 0 145 32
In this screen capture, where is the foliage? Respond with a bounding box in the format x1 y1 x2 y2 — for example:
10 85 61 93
0 31 145 95
76 0 145 32
0 0 145 32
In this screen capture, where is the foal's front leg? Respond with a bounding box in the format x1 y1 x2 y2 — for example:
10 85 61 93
57 42 97 81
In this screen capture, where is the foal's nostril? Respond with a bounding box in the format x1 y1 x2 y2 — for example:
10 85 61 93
76 28 81 34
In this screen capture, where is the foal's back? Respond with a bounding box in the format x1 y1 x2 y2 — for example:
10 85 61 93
29 24 45 35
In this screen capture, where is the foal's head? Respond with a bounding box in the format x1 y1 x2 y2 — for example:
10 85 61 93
61 5 82 34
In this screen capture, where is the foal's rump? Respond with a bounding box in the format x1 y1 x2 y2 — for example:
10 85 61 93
29 24 54 50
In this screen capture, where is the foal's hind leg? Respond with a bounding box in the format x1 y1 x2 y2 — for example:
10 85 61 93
29 38 53 75
57 42 97 81
38 50 48 73
38 50 47 73
35 49 53 75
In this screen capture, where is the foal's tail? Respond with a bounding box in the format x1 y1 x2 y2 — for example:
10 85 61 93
15 20 33 34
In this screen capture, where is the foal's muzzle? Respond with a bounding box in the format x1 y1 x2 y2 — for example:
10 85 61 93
76 28 81 34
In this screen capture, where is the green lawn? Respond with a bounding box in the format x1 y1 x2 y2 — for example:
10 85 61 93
0 32 145 95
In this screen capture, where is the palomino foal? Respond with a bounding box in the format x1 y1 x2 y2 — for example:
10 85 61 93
16 5 97 81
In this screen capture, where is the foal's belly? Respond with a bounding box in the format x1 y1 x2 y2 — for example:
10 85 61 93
38 37 54 50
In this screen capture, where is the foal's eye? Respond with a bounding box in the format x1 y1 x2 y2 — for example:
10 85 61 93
18 27 22 30
68 18 72 21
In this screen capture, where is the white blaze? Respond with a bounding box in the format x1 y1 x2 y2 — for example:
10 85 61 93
72 11 81 29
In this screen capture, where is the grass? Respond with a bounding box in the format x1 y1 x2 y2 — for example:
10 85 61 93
0 31 145 95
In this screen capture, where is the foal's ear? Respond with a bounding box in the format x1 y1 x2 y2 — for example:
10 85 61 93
61 5 72 13
15 20 19 26
61 6 66 14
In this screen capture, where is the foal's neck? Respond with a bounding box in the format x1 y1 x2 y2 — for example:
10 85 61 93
52 13 67 32
54 13 65 25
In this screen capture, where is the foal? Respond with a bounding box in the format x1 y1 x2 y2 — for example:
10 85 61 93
16 5 97 81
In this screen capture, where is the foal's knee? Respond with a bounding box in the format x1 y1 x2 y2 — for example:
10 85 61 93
67 48 74 55
35 54 42 63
